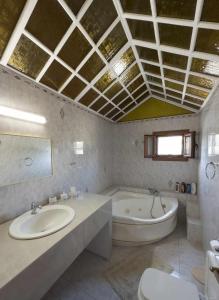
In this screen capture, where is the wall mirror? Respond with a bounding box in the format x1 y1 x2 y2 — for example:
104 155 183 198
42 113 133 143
0 134 52 187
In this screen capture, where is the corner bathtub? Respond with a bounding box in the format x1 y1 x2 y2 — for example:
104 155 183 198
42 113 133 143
109 190 178 246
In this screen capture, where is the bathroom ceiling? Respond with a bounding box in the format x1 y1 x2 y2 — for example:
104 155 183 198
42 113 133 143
0 0 218 122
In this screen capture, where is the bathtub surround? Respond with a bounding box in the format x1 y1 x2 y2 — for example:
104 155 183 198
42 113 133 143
0 69 113 223
198 87 219 250
104 186 201 246
113 115 200 191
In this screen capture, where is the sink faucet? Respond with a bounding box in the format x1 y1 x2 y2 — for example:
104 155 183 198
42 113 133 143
31 202 42 215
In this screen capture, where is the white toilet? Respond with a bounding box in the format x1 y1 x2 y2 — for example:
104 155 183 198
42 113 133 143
138 251 219 300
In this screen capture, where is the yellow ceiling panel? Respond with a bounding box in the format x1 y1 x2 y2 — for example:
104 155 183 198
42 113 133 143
120 98 193 122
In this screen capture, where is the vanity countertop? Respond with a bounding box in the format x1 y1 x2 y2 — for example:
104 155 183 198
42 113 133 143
0 193 111 290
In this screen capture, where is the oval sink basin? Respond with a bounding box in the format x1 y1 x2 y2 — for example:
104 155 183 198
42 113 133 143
9 205 75 240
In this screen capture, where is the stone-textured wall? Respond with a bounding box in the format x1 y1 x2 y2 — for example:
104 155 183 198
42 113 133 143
198 87 219 250
0 69 113 223
113 115 200 191
1 66 208 237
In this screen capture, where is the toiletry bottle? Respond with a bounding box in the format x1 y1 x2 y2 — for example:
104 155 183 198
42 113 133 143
70 186 77 198
60 192 68 200
180 182 186 193
175 182 180 192
186 183 191 194
49 196 57 204
191 183 197 195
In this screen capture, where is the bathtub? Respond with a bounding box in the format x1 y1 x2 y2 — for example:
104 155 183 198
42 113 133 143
107 189 178 246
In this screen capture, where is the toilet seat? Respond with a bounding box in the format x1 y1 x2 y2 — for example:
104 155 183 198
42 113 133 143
138 268 199 300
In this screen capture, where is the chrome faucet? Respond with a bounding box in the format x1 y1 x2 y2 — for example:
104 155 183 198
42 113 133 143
31 202 42 215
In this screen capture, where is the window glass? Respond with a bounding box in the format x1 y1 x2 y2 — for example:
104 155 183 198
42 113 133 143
73 141 84 155
208 134 219 156
157 136 183 155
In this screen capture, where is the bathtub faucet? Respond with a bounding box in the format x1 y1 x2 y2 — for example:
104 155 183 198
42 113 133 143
148 188 159 196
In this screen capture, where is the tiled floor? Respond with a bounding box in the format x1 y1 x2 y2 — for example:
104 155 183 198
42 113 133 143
43 225 205 300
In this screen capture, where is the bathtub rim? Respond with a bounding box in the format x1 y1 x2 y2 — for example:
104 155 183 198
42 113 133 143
113 198 178 225
103 186 178 225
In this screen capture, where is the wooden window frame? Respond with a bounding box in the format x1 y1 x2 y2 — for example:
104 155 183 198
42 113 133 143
144 129 196 161
144 134 154 158
153 130 189 161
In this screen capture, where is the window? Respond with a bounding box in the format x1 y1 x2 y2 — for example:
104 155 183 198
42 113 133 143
157 135 183 155
208 134 219 156
73 141 84 155
144 130 196 161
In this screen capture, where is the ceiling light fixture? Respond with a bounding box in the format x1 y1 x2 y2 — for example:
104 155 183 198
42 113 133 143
0 105 47 124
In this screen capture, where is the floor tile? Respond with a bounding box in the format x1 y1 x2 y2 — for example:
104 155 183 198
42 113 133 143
43 225 204 300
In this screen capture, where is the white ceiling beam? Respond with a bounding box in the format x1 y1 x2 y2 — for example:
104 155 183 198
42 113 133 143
126 72 142 88
186 84 211 93
198 21 219 30
74 43 133 102
130 82 146 95
150 0 167 99
145 72 162 79
153 95 198 113
184 100 201 108
112 0 152 96
140 59 160 67
135 89 150 102
124 13 194 27
23 32 132 116
124 12 219 30
182 0 205 104
185 93 206 102
192 51 219 63
58 0 137 106
22 31 124 116
133 39 219 63
148 81 163 88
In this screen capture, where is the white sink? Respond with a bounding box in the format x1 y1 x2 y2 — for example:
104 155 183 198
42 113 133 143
9 205 75 240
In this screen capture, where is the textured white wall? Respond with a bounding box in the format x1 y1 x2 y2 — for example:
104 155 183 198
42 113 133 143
198 87 219 250
0 69 113 223
113 115 200 191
